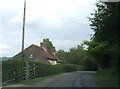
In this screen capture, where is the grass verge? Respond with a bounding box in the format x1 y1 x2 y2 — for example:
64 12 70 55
93 69 119 87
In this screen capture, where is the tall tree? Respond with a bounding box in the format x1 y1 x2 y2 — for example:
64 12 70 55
86 2 120 71
88 2 120 43
56 50 67 64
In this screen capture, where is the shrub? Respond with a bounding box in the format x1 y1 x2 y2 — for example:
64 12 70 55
2 59 25 82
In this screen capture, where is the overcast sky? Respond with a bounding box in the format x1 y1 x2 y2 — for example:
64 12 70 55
0 0 99 57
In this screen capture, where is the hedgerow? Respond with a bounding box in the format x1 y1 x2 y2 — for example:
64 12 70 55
2 59 83 83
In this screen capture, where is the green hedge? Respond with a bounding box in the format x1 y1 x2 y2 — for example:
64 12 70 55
2 59 25 82
2 59 83 82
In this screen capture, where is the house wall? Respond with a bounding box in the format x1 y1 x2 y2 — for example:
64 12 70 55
48 60 57 65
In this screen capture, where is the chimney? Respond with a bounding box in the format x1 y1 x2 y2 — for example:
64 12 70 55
40 42 47 49
52 47 56 54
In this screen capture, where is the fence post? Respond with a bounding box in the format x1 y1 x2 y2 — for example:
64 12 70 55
25 63 30 80
33 64 35 77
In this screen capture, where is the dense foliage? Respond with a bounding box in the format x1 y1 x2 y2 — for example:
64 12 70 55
84 2 120 71
2 59 25 82
56 45 97 71
56 50 67 64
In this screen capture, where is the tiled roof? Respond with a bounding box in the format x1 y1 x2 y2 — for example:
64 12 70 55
31 44 56 59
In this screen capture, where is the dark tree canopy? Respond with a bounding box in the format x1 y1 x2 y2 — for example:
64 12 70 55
85 2 120 71
88 2 120 43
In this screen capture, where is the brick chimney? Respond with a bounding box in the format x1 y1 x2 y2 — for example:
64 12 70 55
40 42 47 49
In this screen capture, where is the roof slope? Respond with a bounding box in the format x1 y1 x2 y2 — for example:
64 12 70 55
31 44 55 59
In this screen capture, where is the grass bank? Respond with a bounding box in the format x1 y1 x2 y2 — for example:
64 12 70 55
94 69 119 87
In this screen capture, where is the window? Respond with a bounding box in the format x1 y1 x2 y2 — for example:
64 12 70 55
29 54 34 58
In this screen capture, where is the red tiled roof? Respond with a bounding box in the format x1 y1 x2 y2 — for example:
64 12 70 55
31 44 55 59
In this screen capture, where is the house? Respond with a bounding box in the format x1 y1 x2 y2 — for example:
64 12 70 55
12 42 61 65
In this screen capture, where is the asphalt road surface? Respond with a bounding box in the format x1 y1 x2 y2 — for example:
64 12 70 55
28 71 100 87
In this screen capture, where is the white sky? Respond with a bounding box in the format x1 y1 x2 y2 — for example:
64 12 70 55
0 0 98 57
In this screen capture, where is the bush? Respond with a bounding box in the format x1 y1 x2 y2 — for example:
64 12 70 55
59 64 83 72
2 59 25 82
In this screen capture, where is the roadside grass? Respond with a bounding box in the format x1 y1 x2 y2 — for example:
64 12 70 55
94 69 119 87
3 73 63 87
